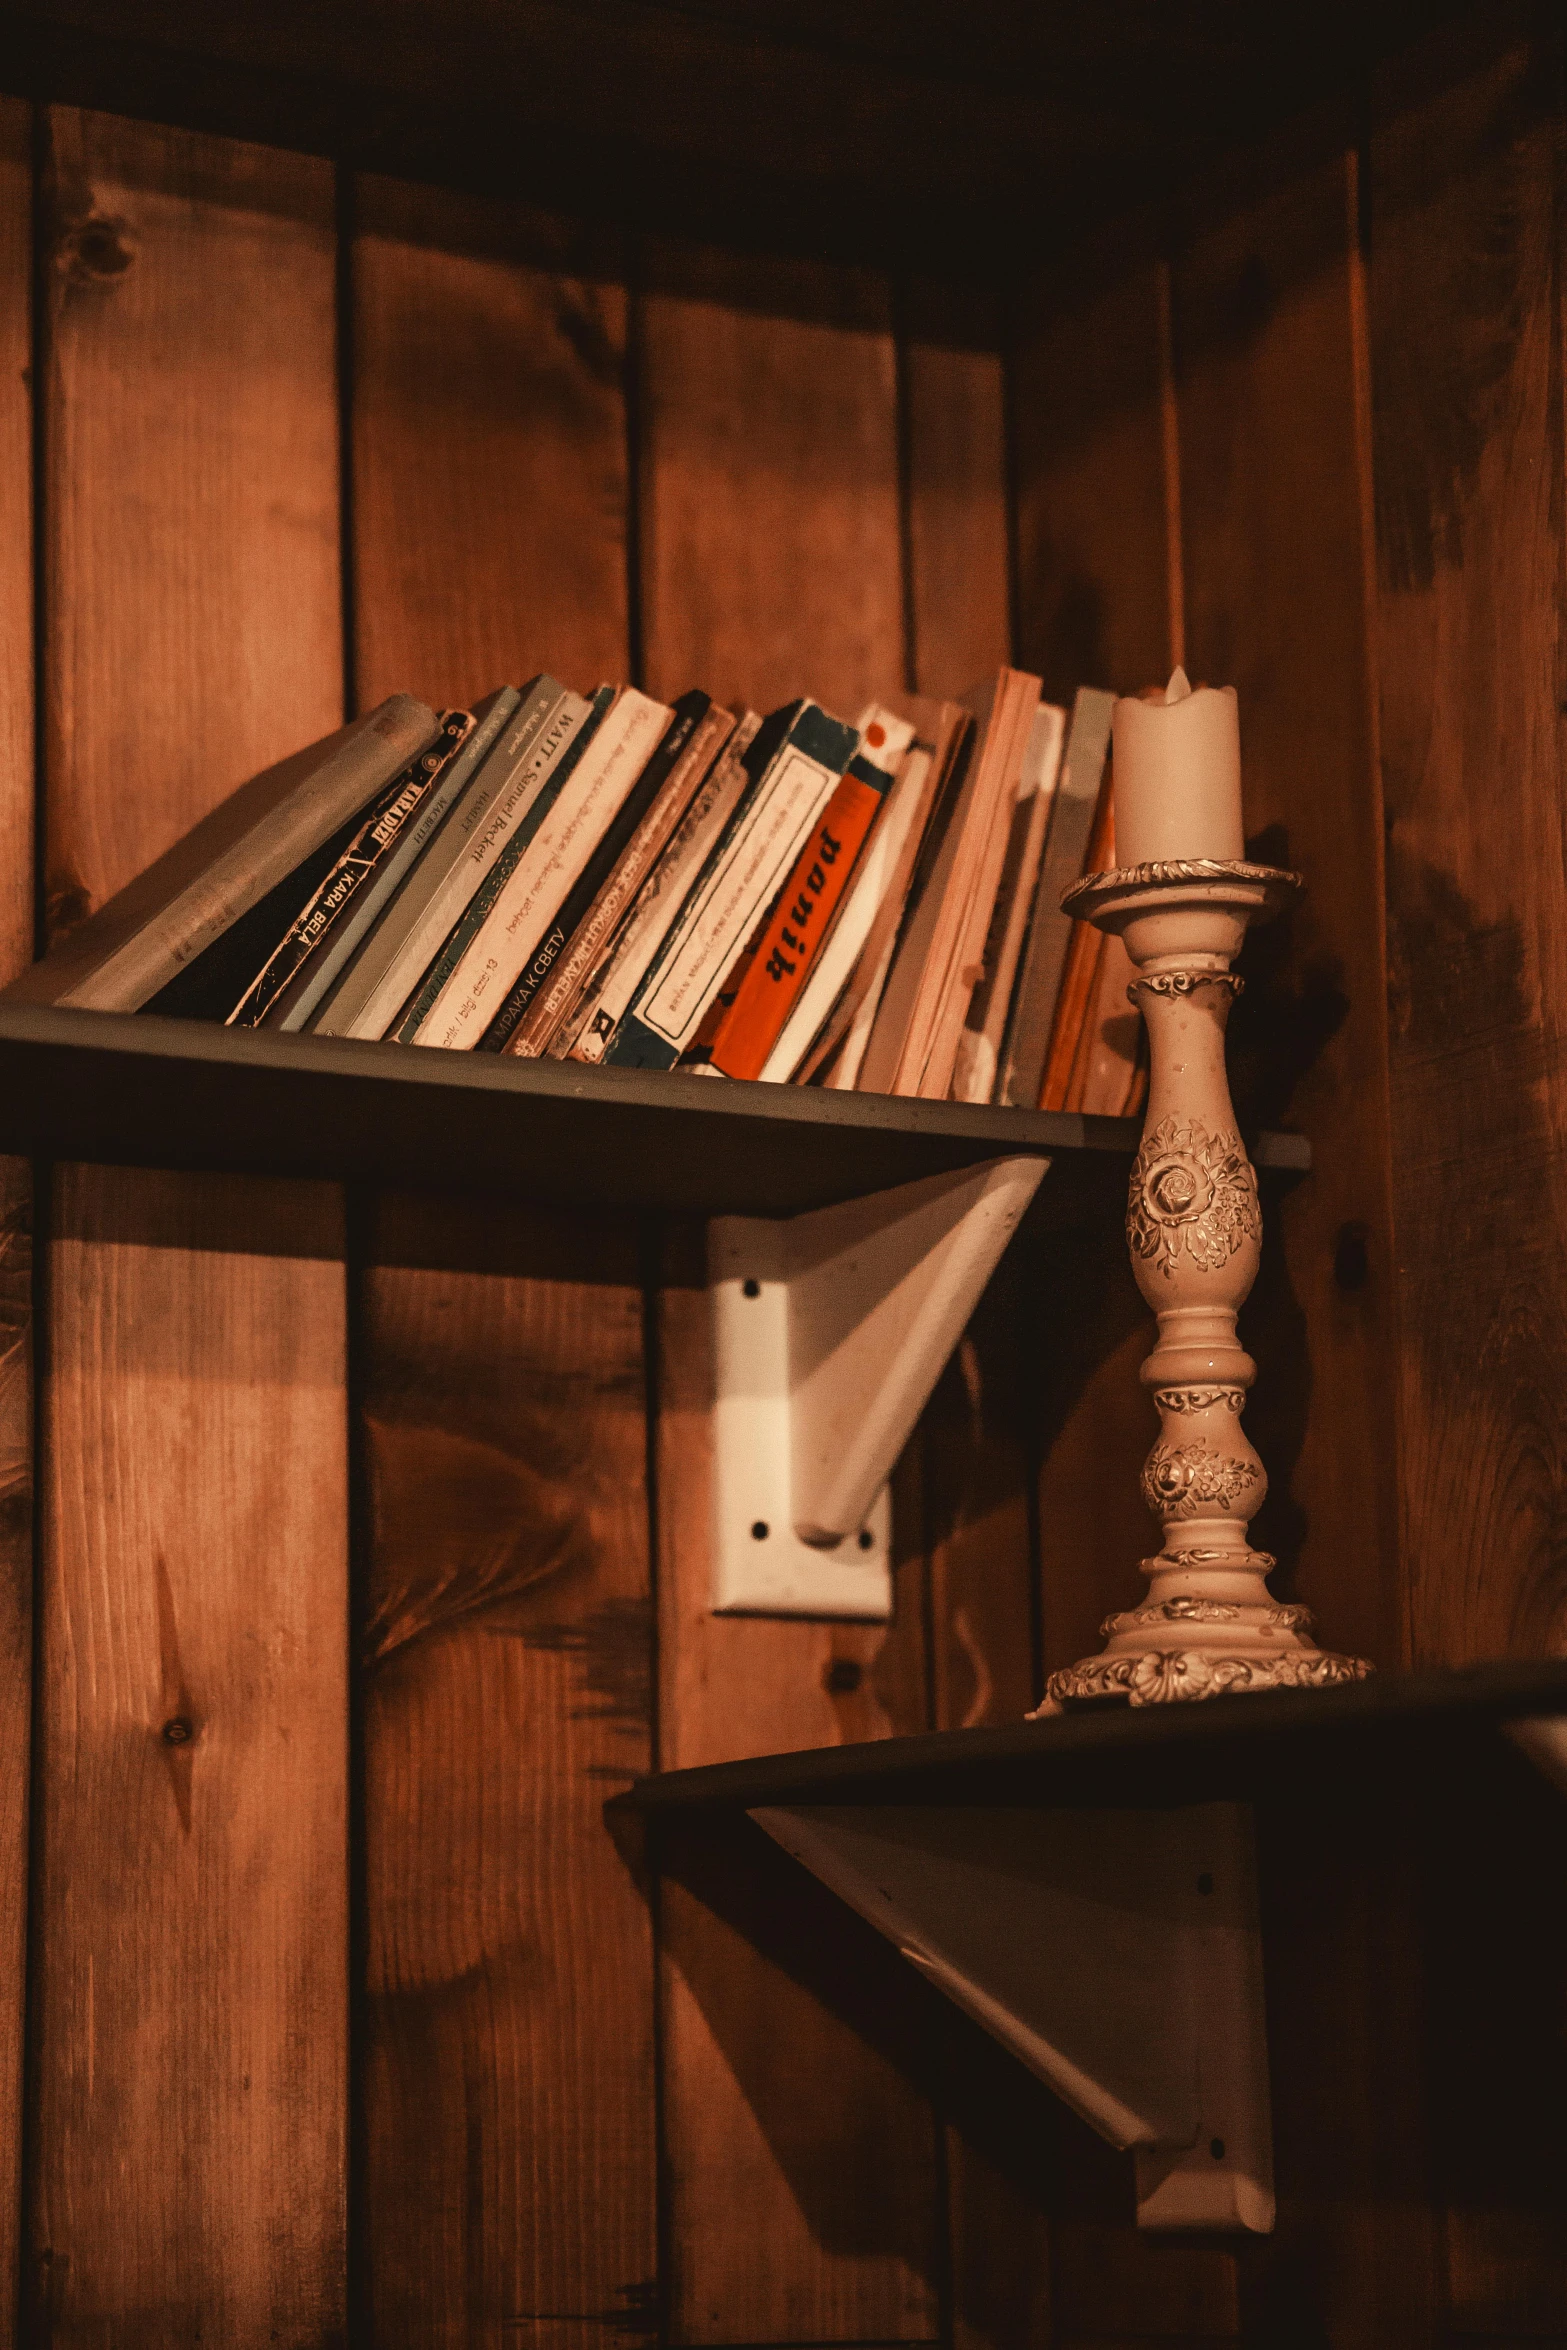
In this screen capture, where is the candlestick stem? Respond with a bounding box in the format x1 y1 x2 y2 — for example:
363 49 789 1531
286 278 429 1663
1037 859 1372 1711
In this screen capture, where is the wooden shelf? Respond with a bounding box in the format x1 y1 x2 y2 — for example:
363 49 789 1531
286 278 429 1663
0 1002 1308 1216
619 1661 1567 1817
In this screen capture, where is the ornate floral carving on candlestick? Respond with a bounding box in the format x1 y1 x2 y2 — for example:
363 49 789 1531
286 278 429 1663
1037 857 1372 1711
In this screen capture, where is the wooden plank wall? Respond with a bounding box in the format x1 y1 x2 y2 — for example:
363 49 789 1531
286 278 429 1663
1006 10 1567 2345
0 9 1565 2339
1368 22 1567 2338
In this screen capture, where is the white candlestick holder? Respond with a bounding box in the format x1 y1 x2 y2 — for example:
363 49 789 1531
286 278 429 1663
1038 859 1372 1710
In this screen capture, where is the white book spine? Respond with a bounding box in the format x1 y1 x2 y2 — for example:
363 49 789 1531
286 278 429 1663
632 743 841 1057
951 700 1067 1103
758 720 920 1084
413 690 670 1051
567 738 754 1063
329 689 585 1040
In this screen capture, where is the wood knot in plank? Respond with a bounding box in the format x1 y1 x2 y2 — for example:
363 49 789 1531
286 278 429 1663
58 212 135 286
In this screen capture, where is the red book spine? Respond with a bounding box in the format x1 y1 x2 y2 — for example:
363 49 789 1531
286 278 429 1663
707 766 887 1081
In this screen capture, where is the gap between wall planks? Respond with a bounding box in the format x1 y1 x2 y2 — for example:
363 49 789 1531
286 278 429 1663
0 92 31 2348
1172 142 1434 2350
349 175 657 2349
29 108 350 2346
1370 25 1567 2334
641 241 944 2344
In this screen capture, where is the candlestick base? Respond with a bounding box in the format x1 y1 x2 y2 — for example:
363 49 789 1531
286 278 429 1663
1037 1587 1372 1712
1033 858 1372 1715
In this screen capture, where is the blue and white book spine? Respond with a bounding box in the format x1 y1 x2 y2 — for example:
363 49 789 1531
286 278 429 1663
605 701 858 1072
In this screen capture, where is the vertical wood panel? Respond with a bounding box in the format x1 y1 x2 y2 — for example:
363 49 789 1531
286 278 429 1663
1012 258 1240 2341
360 1204 655 2349
902 292 1052 2348
35 1170 348 2345
1370 28 1567 2330
1175 150 1400 1675
31 111 348 2344
905 308 1021 1743
351 181 656 2347
640 247 903 714
39 109 341 934
1012 263 1174 710
1372 27 1567 1664
641 250 937 2341
1011 261 1176 1686
1173 145 1433 2349
904 294 1011 702
656 1239 939 2344
0 97 32 962
353 180 628 709
0 92 32 2343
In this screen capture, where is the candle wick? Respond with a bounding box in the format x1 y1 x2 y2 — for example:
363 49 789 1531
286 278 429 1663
1165 665 1193 704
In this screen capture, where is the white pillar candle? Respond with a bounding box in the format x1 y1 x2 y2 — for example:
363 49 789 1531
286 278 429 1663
1111 666 1245 866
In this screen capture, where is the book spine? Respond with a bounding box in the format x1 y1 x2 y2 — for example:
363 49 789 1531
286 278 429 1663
227 712 473 1028
953 700 1066 1103
803 740 940 1091
706 753 892 1081
1038 771 1116 1109
504 700 736 1059
605 703 857 1071
475 693 709 1055
856 725 979 1098
392 689 611 1043
312 676 572 1040
281 686 521 1032
411 690 669 1051
564 713 760 1065
914 673 1042 1102
998 686 1116 1108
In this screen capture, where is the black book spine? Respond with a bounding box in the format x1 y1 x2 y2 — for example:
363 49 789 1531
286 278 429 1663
475 695 704 1053
226 711 472 1029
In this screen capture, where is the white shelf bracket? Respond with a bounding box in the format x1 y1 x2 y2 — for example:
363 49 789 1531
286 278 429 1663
753 1799 1274 2232
709 1154 1047 1617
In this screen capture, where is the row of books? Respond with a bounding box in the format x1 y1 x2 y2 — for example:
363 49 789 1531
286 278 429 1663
15 670 1145 1118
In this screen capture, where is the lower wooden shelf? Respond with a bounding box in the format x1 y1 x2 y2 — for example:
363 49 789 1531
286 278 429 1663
621 1664 1567 2235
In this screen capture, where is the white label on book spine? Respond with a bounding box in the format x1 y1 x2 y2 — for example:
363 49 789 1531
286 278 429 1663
570 749 753 1062
417 691 669 1049
637 745 839 1052
326 689 584 1039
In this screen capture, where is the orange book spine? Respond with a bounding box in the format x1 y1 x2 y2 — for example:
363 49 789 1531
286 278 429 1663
1037 769 1115 1111
1061 931 1109 1112
707 769 885 1081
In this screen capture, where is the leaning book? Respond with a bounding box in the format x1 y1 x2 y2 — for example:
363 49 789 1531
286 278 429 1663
5 696 435 1013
